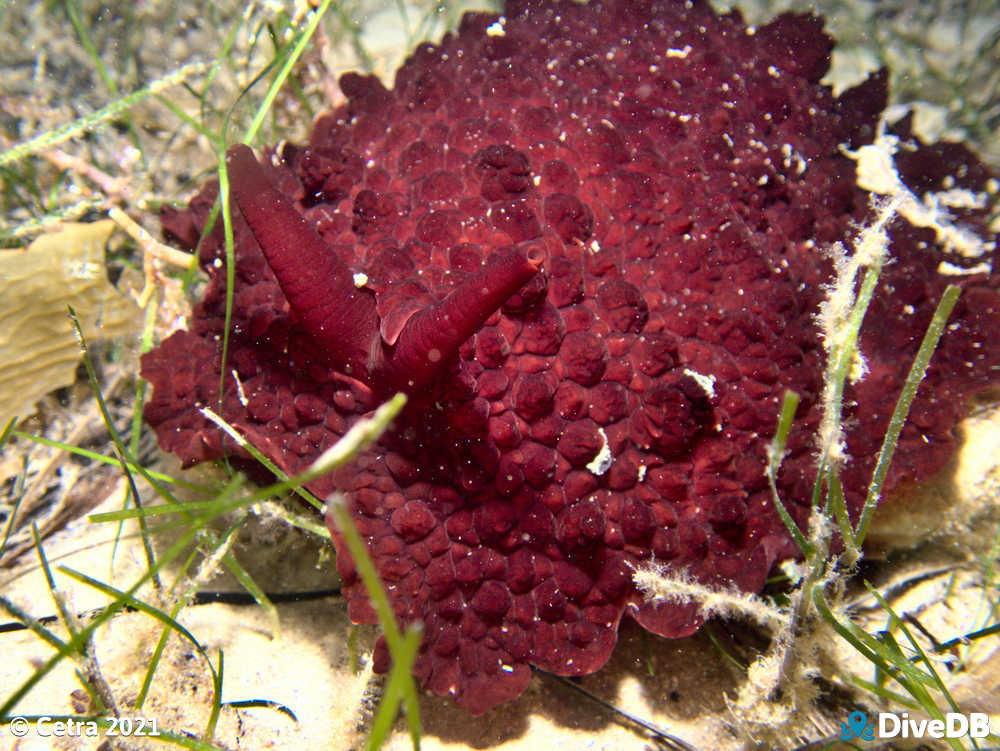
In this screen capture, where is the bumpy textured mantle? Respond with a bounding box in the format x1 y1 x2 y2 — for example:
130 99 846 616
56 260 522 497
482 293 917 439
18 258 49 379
142 0 1000 714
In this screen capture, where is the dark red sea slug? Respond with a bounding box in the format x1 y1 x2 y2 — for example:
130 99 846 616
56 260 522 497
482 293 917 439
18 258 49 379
142 0 1000 714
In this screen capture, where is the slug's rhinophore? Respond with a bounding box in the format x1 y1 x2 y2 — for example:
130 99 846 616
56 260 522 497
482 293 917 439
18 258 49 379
142 0 999 714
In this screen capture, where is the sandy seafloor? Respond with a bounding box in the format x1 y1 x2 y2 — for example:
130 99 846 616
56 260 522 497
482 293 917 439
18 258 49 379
0 0 999 749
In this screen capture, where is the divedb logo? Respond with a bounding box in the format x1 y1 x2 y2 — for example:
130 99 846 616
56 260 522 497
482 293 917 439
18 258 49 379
840 710 997 741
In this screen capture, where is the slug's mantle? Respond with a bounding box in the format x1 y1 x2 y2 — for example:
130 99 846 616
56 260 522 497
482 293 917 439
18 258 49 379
142 0 1000 714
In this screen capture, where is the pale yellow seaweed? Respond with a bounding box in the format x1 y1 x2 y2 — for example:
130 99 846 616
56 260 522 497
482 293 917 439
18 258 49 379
0 220 139 426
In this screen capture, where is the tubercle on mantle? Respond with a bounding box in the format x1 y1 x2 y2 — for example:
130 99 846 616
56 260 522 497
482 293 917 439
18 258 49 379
225 144 542 395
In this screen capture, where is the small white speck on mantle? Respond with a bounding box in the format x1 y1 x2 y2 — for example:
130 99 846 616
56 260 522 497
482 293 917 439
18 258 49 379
937 260 992 276
684 368 717 399
587 427 613 475
353 272 369 287
486 17 506 37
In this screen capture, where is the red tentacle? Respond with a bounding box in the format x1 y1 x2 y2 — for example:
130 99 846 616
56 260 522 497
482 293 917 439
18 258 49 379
379 246 544 392
226 144 380 379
